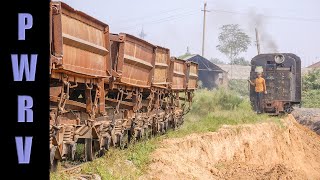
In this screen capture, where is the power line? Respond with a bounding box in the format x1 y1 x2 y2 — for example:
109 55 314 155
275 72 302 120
110 7 194 25
209 9 320 22
117 7 320 32
118 10 198 29
118 10 200 31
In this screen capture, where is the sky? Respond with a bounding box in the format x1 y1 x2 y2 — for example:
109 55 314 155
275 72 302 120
60 0 320 67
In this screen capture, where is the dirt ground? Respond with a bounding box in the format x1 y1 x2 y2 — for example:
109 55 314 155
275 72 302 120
141 115 320 180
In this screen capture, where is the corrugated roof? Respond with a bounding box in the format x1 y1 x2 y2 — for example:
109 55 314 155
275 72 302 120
183 54 224 72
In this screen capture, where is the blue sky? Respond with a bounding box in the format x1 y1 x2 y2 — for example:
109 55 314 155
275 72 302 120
60 0 320 67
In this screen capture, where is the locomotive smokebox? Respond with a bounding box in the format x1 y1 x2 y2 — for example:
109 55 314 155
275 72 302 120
274 54 285 64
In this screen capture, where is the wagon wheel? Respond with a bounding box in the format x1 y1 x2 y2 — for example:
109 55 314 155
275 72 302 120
152 119 159 136
144 127 151 140
120 131 129 149
164 121 169 132
85 138 98 161
139 128 144 140
98 149 105 157
172 117 178 130
97 137 107 157
104 136 111 151
180 117 185 125
160 122 165 134
68 143 76 161
50 146 58 172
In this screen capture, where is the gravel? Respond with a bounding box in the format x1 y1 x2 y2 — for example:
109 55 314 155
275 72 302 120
291 108 320 135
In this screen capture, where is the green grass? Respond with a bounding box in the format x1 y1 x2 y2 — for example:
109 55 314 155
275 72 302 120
165 109 280 139
50 89 281 180
50 137 160 180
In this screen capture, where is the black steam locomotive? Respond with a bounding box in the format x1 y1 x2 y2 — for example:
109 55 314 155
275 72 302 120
249 53 301 115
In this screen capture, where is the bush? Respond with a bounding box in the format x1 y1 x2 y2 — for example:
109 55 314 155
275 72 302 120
302 69 320 108
303 69 320 91
228 79 249 98
302 90 320 108
190 88 243 116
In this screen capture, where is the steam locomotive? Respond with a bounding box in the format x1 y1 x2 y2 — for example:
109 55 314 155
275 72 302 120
49 2 198 171
249 53 301 115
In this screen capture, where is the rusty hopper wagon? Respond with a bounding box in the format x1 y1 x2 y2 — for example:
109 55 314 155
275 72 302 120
186 61 199 90
49 1 198 171
109 33 156 88
249 53 301 115
153 46 171 88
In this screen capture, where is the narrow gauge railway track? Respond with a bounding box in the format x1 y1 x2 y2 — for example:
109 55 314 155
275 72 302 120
59 163 83 175
56 120 184 175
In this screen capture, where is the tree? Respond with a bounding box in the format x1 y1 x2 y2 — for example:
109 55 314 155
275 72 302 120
216 24 251 64
210 58 225 64
231 57 250 66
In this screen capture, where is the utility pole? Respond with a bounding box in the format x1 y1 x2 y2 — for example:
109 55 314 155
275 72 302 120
201 2 210 57
255 28 261 55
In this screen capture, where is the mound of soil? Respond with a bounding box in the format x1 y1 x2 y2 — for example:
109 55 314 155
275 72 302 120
141 115 320 180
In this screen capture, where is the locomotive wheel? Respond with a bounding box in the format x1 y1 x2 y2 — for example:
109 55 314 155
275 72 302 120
284 104 294 114
50 146 58 172
85 138 98 161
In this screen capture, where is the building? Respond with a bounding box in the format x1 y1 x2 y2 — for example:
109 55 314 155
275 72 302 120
302 60 320 75
181 54 227 89
307 61 320 69
217 64 251 80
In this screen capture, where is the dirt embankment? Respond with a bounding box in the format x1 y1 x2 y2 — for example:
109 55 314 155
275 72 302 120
141 115 320 180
